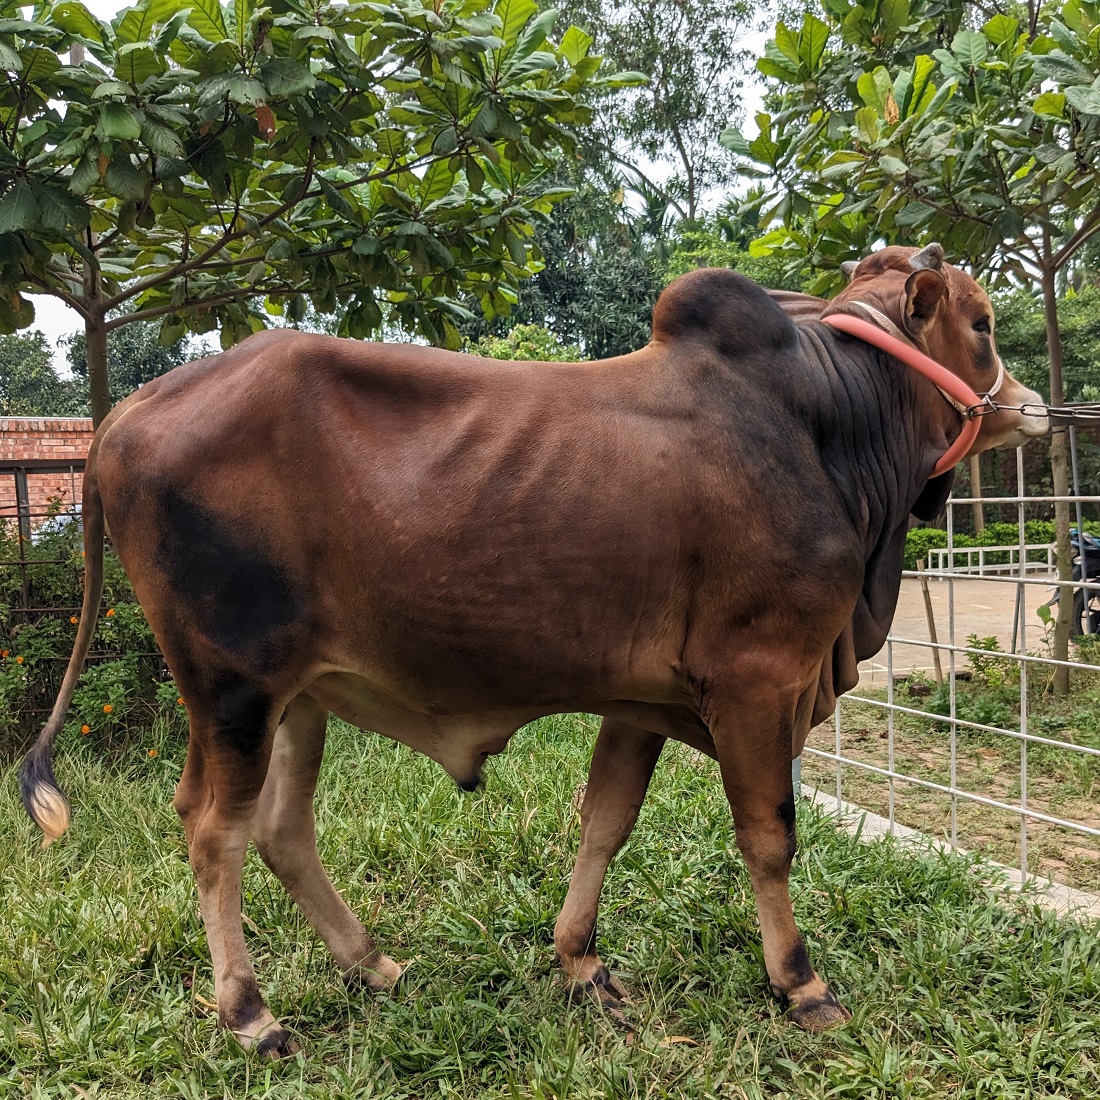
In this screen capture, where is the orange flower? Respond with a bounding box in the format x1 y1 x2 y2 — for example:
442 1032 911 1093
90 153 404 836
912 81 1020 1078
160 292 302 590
177 697 185 706
15 656 23 664
102 703 113 713
70 616 78 624
81 724 90 734
106 608 116 618
148 749 158 758
0 650 7 658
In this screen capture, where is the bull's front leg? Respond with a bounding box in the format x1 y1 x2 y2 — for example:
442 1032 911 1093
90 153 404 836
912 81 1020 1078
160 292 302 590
706 673 850 1032
554 718 665 1008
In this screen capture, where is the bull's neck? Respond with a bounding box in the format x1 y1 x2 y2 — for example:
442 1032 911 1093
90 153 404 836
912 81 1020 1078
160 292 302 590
797 322 955 544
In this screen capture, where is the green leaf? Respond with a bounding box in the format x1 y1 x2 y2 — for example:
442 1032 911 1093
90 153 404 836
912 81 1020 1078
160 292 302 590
186 0 227 42
495 0 537 48
854 106 879 144
154 6 190 51
140 119 186 157
49 1 106 43
908 55 937 117
225 74 267 105
857 66 893 115
0 180 40 233
259 57 315 97
98 102 143 140
104 155 147 201
36 182 89 232
21 47 61 84
719 126 750 156
877 0 909 45
773 21 799 65
234 0 251 47
318 175 356 220
878 154 908 178
1066 83 1100 115
419 160 455 206
1033 51 1094 86
983 14 1019 48
114 0 181 45
1033 91 1067 119
798 13 829 72
952 29 988 70
69 154 99 194
373 128 405 158
559 25 592 66
115 42 164 84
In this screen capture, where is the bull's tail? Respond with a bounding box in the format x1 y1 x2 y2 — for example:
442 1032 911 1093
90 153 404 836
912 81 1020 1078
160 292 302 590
20 463 106 846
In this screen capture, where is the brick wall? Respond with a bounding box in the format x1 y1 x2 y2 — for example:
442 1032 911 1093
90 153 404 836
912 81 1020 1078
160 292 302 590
0 417 94 525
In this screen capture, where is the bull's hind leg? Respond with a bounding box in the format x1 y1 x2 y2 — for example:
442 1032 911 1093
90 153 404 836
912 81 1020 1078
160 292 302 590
251 695 401 989
554 718 665 1007
708 675 849 1032
173 684 295 1057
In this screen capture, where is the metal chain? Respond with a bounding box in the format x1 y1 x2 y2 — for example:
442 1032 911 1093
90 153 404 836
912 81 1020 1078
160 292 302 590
965 401 1100 422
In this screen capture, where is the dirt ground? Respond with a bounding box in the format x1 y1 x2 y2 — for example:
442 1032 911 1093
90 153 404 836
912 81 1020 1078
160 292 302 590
859 572 1057 685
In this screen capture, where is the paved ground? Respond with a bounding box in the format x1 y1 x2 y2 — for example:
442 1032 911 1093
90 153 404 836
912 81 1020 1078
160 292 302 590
859 572 1058 685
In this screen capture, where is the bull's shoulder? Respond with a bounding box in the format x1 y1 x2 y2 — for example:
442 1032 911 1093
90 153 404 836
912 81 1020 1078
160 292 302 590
651 268 800 353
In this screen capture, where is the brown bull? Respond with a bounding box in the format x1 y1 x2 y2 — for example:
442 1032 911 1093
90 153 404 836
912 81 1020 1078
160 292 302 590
22 244 1047 1055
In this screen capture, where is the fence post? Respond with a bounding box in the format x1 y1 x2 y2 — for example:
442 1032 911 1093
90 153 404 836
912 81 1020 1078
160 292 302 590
14 466 31 544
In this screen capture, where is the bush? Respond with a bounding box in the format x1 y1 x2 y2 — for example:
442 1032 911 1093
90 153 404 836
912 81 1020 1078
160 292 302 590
0 510 184 754
904 518 1100 571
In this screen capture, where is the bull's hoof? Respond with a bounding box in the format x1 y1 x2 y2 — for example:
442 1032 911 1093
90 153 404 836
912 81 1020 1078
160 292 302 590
789 989 851 1033
343 952 403 992
565 964 633 1030
254 1024 300 1059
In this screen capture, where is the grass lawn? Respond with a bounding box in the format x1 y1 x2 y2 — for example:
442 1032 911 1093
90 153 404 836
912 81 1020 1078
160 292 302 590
803 660 1100 893
3 714 1100 1099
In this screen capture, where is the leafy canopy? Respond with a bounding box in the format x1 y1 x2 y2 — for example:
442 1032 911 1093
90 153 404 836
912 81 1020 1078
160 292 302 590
722 0 1100 295
0 0 637 349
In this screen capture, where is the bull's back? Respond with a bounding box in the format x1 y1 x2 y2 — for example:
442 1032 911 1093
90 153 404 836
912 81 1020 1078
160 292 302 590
91 332 708 706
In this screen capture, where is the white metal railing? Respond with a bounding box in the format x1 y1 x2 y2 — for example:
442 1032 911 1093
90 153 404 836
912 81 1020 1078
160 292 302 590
925 543 1055 575
806 442 1100 894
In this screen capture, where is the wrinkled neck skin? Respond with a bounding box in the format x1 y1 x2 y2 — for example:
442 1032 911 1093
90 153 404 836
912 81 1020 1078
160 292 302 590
798 323 956 657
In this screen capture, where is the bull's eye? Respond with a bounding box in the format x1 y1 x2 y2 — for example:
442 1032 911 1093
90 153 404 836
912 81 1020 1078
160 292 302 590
973 316 991 335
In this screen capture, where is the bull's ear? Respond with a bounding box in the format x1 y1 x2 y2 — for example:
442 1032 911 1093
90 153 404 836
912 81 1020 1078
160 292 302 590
911 471 954 521
909 243 944 271
840 260 860 281
903 268 947 337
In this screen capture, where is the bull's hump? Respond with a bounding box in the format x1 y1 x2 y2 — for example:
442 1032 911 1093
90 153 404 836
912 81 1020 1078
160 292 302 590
651 268 799 354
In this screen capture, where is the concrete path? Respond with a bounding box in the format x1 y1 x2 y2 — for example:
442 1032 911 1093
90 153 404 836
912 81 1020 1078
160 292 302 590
859 573 1057 686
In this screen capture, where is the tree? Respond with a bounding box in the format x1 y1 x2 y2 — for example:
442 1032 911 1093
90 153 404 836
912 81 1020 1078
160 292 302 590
0 0 629 426
0 330 81 415
465 175 666 357
557 0 754 220
723 0 1100 690
62 320 194 409
468 321 580 360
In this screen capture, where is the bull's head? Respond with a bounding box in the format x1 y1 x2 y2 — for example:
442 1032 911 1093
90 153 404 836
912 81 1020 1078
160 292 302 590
830 244 1048 452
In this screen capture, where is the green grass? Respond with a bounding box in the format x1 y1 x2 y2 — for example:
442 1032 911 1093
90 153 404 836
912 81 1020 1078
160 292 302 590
3 714 1100 1098
804 667 1100 892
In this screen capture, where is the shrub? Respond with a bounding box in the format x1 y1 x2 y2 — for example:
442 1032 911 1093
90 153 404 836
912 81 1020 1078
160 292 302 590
0 513 184 754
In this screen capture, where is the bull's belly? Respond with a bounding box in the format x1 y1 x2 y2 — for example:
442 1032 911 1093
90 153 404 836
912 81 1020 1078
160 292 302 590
301 670 714 787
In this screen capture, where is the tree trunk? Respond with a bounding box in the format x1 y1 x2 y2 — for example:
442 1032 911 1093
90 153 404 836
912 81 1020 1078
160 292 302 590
85 314 110 427
82 241 111 427
1040 259 1073 694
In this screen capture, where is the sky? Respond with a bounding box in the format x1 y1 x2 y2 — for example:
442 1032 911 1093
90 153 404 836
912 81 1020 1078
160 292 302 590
30 3 767 370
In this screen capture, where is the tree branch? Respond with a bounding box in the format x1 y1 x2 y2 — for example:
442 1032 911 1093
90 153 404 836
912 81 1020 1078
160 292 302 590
24 272 93 322
101 148 440 314
1052 204 1100 271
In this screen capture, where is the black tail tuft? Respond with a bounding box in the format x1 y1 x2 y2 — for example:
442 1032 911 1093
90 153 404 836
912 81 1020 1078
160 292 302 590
20 740 71 846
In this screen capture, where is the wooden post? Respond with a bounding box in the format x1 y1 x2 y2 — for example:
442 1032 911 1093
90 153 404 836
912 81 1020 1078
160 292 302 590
969 454 985 534
917 561 943 685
